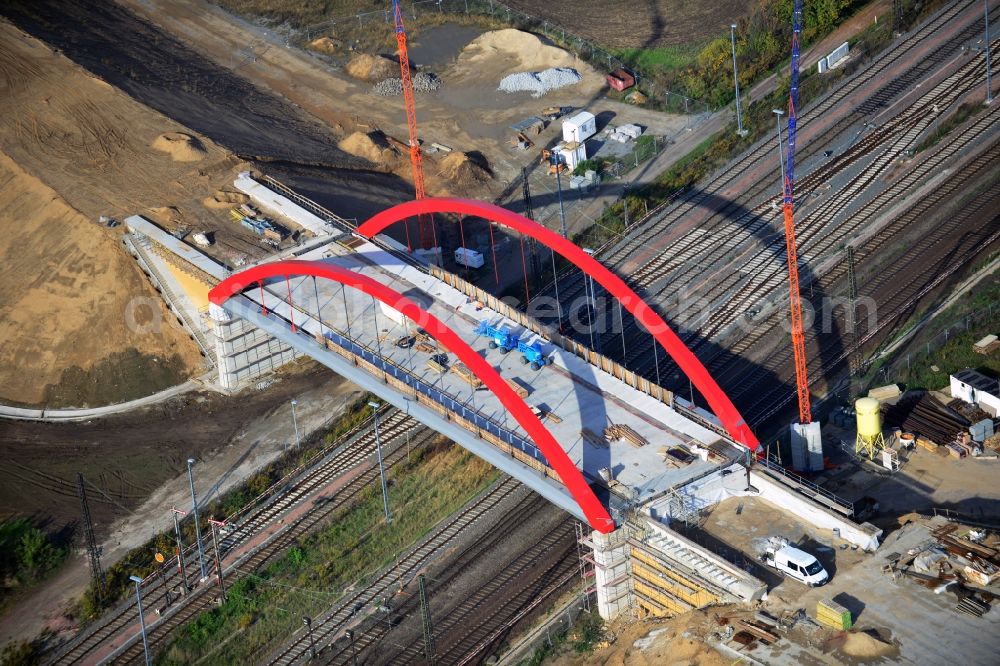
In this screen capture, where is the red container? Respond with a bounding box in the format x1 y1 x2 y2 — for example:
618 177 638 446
606 68 635 92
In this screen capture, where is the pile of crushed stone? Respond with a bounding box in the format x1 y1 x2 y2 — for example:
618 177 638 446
373 73 441 96
498 67 581 97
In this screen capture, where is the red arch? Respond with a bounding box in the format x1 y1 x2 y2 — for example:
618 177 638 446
359 198 759 450
208 260 615 533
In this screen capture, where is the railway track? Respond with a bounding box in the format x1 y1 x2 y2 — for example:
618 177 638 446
302 496 578 666
46 408 420 665
267 476 528 665
543 0 989 320
107 425 438 665
538 9 997 429
730 143 1000 425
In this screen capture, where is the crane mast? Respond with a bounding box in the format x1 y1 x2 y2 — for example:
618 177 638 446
392 0 435 249
783 0 812 425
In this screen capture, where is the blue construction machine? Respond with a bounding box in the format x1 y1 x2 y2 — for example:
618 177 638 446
475 321 551 371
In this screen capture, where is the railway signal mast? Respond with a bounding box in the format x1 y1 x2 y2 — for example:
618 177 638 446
782 0 822 469
392 0 435 250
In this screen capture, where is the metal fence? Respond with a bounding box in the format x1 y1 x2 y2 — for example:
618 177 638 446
864 303 997 386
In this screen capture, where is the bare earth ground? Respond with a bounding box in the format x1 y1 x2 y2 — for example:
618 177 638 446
0 22 242 406
117 0 685 193
501 0 752 49
0 362 358 645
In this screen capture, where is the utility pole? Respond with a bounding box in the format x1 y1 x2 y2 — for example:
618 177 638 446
187 458 207 581
208 518 227 601
369 402 392 523
551 153 568 239
730 24 747 136
170 507 187 590
418 574 436 664
130 575 152 666
521 166 534 220
345 629 358 666
77 474 105 603
290 399 301 449
986 0 993 104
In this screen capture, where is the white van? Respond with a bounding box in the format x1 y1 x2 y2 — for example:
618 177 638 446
763 545 830 587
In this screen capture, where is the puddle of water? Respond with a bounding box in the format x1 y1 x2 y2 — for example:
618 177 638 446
408 23 482 69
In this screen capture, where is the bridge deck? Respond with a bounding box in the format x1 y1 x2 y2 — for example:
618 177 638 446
228 236 739 510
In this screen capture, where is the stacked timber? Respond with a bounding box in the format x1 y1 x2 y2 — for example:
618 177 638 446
451 362 483 388
815 599 852 630
604 423 649 448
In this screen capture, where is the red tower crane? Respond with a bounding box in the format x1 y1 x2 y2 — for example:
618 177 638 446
782 0 811 425
392 1 435 250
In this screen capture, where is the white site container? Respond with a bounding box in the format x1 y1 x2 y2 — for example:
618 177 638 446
454 247 485 269
562 111 597 144
557 140 587 170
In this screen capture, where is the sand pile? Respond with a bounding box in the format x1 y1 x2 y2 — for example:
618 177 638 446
309 36 342 54
459 29 583 73
438 151 491 186
338 131 399 166
203 189 249 209
499 67 581 97
151 132 207 161
840 631 897 659
345 53 399 81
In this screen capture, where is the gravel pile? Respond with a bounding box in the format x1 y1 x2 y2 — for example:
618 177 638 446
373 73 441 96
498 67 581 97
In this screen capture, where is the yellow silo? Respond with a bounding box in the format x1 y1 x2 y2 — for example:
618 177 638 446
855 397 885 459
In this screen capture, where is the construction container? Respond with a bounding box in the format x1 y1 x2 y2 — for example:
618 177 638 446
557 140 587 170
855 397 882 440
606 68 635 92
454 247 484 269
815 599 852 630
562 111 597 144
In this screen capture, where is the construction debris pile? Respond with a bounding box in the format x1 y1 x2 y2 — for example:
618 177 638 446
373 72 441 96
498 67 581 97
887 522 999 617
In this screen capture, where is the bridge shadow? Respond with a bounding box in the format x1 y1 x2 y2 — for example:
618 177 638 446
507 183 850 437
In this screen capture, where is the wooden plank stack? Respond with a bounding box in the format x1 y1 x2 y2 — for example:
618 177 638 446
815 599 852 630
450 362 482 388
603 422 649 448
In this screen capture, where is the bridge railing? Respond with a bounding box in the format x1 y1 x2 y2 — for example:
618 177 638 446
300 318 564 482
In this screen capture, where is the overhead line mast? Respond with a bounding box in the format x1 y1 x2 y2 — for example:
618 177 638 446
782 0 812 425
392 0 435 250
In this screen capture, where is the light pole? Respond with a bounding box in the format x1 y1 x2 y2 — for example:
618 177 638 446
290 399 301 449
987 0 994 104
730 24 747 136
369 402 392 523
130 575 152 666
186 458 207 581
772 108 786 192
303 617 317 659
